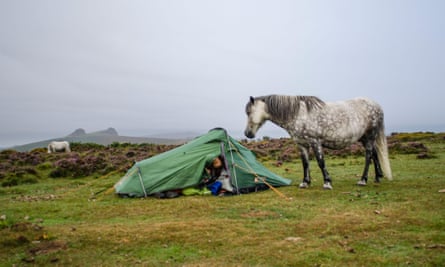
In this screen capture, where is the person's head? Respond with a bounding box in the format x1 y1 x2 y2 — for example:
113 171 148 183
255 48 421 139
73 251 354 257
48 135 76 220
212 156 223 169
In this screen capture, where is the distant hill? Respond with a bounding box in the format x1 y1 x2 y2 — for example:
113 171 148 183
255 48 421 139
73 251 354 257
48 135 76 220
6 128 191 152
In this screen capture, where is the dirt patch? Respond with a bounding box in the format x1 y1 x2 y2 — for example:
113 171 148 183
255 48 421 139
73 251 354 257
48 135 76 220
10 222 43 232
29 240 68 255
12 194 59 202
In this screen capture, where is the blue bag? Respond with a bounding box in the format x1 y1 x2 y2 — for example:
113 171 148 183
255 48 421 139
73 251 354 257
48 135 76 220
207 181 222 195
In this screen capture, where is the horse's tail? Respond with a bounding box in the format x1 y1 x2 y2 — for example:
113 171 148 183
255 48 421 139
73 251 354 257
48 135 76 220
376 122 392 180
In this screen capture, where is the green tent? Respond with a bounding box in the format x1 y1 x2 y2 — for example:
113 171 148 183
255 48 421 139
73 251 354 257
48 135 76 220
114 128 292 197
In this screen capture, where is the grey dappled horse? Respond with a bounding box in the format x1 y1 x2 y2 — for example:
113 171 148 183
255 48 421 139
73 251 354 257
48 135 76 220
244 95 392 190
47 141 71 153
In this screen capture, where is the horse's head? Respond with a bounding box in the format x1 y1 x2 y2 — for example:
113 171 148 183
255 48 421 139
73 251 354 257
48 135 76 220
244 96 269 138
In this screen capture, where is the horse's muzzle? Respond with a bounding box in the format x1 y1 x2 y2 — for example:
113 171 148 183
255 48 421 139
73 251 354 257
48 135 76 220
244 130 255 139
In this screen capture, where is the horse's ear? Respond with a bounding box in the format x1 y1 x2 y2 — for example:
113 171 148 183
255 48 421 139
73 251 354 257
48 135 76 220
250 96 255 104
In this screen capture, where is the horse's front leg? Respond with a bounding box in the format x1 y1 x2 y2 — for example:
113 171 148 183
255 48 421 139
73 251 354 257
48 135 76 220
299 146 311 188
312 143 333 190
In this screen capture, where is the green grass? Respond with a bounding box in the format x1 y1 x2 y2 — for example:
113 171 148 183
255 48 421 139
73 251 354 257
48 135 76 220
1 140 445 266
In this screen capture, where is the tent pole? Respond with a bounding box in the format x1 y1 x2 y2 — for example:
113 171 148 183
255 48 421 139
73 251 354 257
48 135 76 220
220 142 237 194
137 167 148 197
226 139 240 195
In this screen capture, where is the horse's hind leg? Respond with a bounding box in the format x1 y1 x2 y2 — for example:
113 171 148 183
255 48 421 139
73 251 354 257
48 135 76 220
299 146 311 189
357 140 373 186
372 147 384 183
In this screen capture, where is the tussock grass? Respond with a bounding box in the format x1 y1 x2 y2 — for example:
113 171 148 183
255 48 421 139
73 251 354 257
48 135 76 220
1 140 445 266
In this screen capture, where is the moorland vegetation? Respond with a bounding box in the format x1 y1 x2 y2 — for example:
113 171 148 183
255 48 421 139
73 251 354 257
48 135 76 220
1 132 444 266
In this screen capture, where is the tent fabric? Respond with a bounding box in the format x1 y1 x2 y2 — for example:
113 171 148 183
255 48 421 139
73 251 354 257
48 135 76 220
114 128 292 197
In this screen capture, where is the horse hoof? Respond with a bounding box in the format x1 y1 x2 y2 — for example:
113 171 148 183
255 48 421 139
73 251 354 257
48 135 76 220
323 183 333 190
299 182 309 189
357 180 367 186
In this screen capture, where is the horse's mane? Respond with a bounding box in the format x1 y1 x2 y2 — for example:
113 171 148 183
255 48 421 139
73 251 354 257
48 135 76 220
257 95 325 121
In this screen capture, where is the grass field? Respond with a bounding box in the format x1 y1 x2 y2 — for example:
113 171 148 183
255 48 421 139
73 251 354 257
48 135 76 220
1 135 444 266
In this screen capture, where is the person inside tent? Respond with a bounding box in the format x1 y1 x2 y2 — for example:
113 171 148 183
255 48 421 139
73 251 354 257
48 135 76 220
201 156 234 195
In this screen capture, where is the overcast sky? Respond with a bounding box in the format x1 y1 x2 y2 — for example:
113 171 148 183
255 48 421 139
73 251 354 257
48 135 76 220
1 0 444 147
